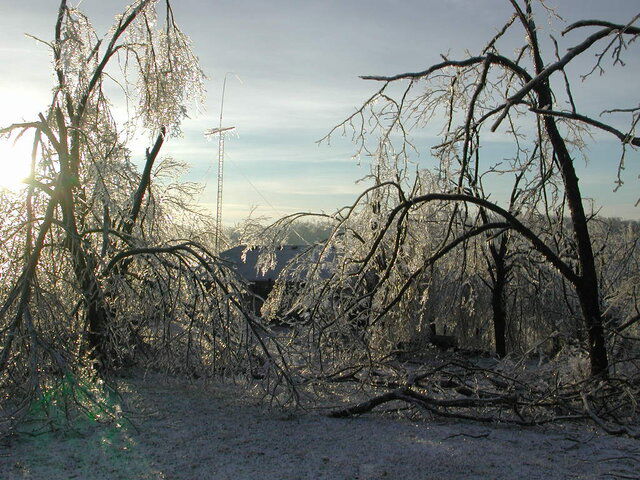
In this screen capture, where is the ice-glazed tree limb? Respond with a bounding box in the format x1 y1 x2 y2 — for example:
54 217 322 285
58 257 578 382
529 108 640 147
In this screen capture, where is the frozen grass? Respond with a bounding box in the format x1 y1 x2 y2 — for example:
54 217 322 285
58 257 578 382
1 373 639 480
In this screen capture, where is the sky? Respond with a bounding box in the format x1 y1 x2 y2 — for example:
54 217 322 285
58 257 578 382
0 0 638 224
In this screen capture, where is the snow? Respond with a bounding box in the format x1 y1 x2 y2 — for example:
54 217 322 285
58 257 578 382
1 373 638 480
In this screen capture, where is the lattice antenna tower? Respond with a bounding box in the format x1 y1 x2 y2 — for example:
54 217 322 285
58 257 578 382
206 74 237 252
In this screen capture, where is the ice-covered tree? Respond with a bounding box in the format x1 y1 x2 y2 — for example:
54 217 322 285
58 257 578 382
0 0 292 435
318 0 639 377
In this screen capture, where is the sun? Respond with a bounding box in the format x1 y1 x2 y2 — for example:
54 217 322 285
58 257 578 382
0 135 33 191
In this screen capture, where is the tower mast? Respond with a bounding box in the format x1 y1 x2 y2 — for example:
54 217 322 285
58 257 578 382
206 74 235 252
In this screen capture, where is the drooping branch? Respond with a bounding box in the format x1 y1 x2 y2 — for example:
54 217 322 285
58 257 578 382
0 196 59 372
530 108 640 147
563 19 640 36
0 122 41 136
360 52 532 85
369 221 511 327
363 193 578 286
74 0 154 126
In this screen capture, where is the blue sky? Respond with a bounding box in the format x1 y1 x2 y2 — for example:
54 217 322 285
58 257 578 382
0 0 638 223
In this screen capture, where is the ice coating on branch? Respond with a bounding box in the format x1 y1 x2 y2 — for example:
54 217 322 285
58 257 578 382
125 1 206 136
57 9 97 96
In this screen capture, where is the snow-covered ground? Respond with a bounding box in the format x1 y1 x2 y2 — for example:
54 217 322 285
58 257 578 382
1 374 638 480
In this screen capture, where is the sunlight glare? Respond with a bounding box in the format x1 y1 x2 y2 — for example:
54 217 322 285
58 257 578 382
0 136 33 191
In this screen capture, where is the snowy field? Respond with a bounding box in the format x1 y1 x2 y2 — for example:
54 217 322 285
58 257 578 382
1 374 639 480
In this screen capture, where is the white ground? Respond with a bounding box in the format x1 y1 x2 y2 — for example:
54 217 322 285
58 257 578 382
1 374 639 480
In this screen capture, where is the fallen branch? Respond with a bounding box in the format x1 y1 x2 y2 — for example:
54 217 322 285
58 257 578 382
581 393 640 439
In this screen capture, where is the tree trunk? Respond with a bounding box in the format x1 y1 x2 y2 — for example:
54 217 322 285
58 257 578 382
491 261 507 358
485 228 509 358
575 278 609 375
58 159 111 369
540 116 608 376
516 3 608 376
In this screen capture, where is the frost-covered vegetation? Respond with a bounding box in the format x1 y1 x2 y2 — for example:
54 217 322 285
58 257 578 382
0 0 639 446
0 0 271 435
240 1 640 431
